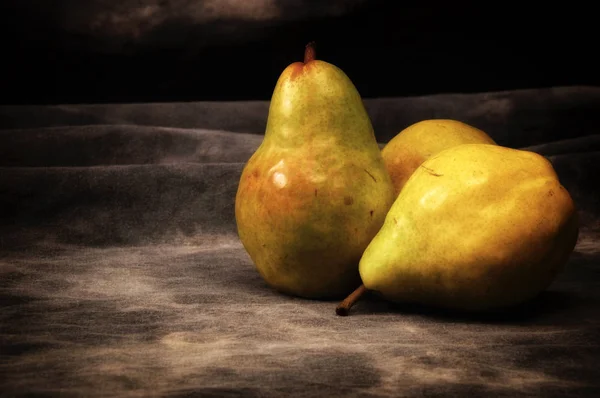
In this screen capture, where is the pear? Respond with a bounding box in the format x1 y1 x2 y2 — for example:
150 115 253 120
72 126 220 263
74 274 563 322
337 144 579 314
235 42 395 299
382 119 496 196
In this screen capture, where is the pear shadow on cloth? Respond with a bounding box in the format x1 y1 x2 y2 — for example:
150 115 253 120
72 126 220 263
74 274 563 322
232 274 357 304
346 290 593 325
228 257 597 319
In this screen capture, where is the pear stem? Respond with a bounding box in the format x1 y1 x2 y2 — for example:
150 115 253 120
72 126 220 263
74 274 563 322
304 41 316 63
336 284 367 316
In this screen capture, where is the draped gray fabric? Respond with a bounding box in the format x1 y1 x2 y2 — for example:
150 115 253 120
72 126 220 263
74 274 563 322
1 87 599 397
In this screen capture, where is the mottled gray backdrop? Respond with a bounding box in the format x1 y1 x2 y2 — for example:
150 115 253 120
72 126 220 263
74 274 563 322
1 87 600 397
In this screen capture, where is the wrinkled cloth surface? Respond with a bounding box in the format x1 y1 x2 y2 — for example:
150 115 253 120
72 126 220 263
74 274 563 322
1 87 599 397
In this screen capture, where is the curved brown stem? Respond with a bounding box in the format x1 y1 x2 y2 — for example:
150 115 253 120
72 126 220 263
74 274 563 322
336 284 367 316
304 41 316 63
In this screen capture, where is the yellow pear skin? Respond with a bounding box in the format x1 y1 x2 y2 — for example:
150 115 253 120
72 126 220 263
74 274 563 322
360 144 579 311
381 119 496 196
235 44 395 299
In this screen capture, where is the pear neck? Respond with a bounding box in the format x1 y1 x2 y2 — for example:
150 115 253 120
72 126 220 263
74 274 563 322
304 42 316 63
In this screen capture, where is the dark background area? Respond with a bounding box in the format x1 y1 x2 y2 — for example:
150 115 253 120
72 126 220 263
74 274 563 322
1 0 598 105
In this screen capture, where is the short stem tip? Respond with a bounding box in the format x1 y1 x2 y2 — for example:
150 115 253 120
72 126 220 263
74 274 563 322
336 284 368 316
304 41 316 63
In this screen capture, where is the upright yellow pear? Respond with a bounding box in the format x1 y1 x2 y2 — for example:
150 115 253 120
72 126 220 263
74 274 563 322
382 119 496 196
235 43 395 299
349 144 578 313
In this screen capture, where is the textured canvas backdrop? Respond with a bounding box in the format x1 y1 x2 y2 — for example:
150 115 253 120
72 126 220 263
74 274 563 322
1 86 600 397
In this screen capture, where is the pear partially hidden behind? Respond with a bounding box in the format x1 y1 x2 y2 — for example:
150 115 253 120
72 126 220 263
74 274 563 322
235 43 395 300
337 144 579 314
382 119 496 197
